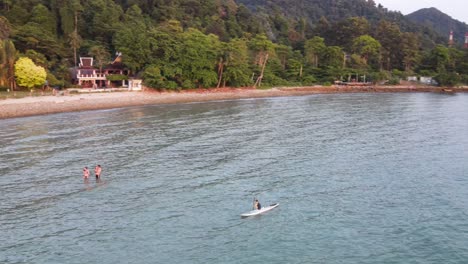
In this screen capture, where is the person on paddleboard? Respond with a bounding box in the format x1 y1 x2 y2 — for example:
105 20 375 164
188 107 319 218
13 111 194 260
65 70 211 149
254 199 262 210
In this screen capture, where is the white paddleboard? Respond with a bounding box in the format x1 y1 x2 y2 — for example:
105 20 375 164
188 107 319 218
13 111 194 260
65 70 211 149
241 203 279 217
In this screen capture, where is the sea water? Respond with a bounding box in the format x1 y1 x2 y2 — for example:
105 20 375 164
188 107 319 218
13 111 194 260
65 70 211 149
1 93 467 263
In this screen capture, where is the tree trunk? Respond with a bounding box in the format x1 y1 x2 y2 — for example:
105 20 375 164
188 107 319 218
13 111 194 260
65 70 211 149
73 11 78 67
216 57 224 88
254 53 268 88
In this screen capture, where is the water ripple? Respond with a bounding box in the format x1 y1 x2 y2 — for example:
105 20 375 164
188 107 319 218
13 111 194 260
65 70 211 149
1 93 468 263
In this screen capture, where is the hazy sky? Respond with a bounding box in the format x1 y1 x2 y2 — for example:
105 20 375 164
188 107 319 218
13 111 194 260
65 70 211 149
375 0 468 24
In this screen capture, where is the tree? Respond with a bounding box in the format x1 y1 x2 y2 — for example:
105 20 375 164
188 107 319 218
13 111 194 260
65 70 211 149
179 28 221 88
13 5 63 61
0 16 11 39
4 5 29 25
374 20 402 70
401 32 420 73
30 4 57 37
235 4 262 35
142 65 166 90
59 0 83 67
352 35 381 67
434 72 460 87
248 34 275 87
112 5 153 72
14 57 46 89
222 38 252 87
348 54 368 70
89 45 110 73
24 49 47 68
429 45 450 72
304 37 326 67
83 0 124 44
68 29 82 67
323 46 344 68
275 44 291 70
328 17 370 49
0 39 16 89
285 50 305 81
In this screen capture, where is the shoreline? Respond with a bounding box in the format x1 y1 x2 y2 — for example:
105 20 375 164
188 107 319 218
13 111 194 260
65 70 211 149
1 86 466 119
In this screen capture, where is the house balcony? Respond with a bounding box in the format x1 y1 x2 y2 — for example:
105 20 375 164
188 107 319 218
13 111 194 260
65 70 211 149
77 74 107 81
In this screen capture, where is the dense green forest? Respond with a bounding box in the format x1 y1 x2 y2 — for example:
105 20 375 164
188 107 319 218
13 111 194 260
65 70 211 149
0 0 467 90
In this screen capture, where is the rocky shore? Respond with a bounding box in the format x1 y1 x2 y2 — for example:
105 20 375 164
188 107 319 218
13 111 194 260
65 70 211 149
1 86 466 119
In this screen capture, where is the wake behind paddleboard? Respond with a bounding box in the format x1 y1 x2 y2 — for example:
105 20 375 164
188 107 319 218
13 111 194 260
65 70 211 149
241 203 279 217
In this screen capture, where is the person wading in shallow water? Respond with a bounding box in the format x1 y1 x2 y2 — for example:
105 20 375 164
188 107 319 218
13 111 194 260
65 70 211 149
94 165 102 179
83 167 90 180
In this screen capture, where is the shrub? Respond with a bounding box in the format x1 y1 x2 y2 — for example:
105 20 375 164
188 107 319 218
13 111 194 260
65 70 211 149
106 74 128 81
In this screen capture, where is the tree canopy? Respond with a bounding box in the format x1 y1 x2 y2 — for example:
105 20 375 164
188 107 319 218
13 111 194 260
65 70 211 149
0 0 467 90
14 57 46 89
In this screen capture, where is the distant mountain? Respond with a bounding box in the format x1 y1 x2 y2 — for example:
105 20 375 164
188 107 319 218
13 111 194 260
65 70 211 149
406 7 468 46
236 0 446 47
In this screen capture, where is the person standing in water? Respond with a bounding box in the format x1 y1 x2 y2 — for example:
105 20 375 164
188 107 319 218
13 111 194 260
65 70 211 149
83 167 90 180
94 165 102 179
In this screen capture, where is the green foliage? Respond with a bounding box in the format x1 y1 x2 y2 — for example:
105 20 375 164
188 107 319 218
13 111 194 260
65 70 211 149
181 79 195 89
4 5 29 25
142 65 165 89
46 71 63 87
391 69 407 79
58 0 83 35
178 28 221 88
352 35 381 66
401 32 421 72
387 78 401 85
304 37 326 67
106 74 128 81
0 0 467 88
301 75 317 86
430 45 450 72
460 74 468 85
434 72 460 87
89 45 110 72
222 39 252 87
368 71 390 84
374 20 402 71
323 46 344 68
30 4 56 36
14 22 63 60
14 57 46 89
24 49 48 68
348 54 368 70
327 17 371 49
83 0 123 44
112 5 153 72
0 16 12 39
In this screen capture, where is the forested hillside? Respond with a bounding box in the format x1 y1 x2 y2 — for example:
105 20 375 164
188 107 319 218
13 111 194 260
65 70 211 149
407 7 468 45
0 0 467 90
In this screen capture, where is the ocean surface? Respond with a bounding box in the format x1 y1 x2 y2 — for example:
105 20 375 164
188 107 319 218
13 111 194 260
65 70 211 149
1 93 467 264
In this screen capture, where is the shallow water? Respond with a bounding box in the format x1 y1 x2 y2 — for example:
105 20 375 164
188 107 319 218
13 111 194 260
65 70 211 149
1 93 468 263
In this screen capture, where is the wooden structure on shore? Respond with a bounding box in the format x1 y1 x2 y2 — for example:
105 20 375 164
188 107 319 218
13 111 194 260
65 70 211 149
334 81 372 86
74 55 131 88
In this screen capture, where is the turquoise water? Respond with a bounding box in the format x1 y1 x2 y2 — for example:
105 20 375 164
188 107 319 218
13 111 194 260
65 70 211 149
1 93 468 263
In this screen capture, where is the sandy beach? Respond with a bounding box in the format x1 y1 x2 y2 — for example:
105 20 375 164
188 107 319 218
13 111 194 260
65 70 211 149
1 86 466 119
